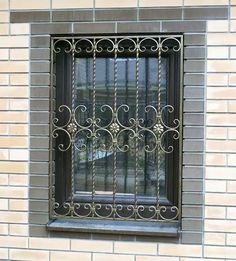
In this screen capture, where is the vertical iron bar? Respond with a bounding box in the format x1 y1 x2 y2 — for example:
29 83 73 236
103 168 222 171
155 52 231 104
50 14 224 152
92 38 96 216
113 38 118 218
85 58 89 192
70 38 76 213
144 58 149 195
134 38 139 219
156 38 162 219
124 59 128 193
105 58 109 191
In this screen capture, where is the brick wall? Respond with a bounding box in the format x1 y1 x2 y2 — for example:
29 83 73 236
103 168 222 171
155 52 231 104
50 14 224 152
0 0 235 260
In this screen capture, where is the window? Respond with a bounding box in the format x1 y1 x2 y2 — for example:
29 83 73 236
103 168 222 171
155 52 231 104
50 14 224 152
50 35 183 233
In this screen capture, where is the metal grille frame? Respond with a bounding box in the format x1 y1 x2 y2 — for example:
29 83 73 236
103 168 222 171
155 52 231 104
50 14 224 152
49 34 183 223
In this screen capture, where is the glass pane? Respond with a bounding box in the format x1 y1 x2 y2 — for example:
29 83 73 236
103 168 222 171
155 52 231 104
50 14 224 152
74 56 168 198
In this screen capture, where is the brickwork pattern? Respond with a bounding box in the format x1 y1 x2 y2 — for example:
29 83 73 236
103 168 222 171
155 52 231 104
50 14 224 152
0 0 235 260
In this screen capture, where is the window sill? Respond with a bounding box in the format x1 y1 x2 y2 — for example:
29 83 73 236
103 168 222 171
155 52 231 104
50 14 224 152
47 219 179 237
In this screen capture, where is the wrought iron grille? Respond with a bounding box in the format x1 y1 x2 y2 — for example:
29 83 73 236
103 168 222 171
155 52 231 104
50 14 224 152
50 35 183 222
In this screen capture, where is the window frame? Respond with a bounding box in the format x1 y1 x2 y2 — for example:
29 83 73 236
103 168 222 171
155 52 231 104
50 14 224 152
49 34 183 236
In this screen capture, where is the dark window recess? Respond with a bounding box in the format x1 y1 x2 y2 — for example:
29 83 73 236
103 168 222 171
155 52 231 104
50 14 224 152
48 35 183 235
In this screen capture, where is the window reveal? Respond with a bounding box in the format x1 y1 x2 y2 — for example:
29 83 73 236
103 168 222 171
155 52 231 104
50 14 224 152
51 35 182 222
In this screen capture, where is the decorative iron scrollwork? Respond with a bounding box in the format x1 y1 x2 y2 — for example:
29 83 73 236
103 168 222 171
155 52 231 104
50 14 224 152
50 35 182 222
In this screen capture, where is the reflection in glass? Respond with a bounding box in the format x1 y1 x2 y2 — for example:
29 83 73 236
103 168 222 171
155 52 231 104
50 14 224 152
74 57 168 199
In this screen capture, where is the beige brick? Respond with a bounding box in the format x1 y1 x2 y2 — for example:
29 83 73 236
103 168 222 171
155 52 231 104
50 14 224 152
10 49 29 60
206 193 236 206
0 24 8 35
10 149 29 160
96 0 137 7
0 61 28 73
185 0 228 5
10 74 28 85
0 99 8 110
205 220 236 233
205 232 226 245
228 154 236 166
228 128 236 139
0 174 8 185
0 36 28 48
52 0 93 9
10 0 50 9
0 87 28 98
0 49 8 60
10 23 29 35
0 124 7 135
206 127 227 139
0 248 8 260
207 140 236 152
227 181 236 192
0 11 8 22
206 154 226 166
207 73 228 86
207 114 236 126
10 249 49 261
0 236 28 248
9 224 28 236
228 101 236 112
0 0 8 10
114 242 157 255
137 257 179 261
0 211 27 223
0 149 8 160
230 47 236 58
30 238 70 250
0 137 28 148
140 0 182 6
205 246 236 259
180 259 218 261
207 87 236 100
51 251 91 261
0 187 27 199
231 20 236 32
9 99 28 111
208 20 229 32
232 6 236 18
71 239 113 253
9 199 28 211
229 74 236 86
0 75 9 86
207 33 236 46
9 175 28 186
0 161 27 173
205 179 226 192
0 224 8 235
0 36 29 48
9 124 28 135
206 166 236 180
227 207 236 219
205 206 226 219
93 253 135 261
227 234 236 246
159 244 202 257
207 47 228 58
208 60 236 73
207 100 227 112
0 111 28 123
0 199 8 210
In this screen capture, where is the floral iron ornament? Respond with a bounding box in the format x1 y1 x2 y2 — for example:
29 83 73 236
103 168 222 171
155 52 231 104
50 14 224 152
52 104 180 154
